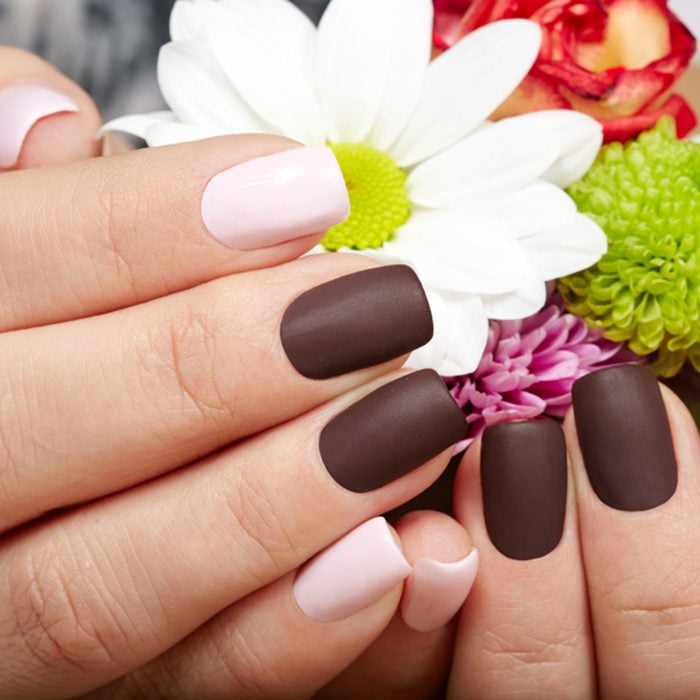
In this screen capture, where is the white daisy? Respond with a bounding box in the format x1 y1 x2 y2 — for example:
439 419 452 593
105 0 607 375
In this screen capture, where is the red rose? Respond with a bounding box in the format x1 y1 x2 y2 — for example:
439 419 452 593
434 0 697 142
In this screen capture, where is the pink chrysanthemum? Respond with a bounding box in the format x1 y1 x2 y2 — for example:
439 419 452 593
445 298 641 451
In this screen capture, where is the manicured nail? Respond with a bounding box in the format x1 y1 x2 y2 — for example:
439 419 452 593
321 370 468 493
281 265 433 379
400 549 478 633
573 365 677 511
482 420 567 560
293 517 411 623
0 86 79 168
200 146 349 250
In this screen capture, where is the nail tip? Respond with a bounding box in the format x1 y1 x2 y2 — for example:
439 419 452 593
482 419 567 561
293 517 410 624
201 145 350 250
0 85 80 168
281 266 434 380
401 549 479 632
321 371 470 493
572 364 677 513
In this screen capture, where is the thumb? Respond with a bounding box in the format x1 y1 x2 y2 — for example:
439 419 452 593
0 45 102 170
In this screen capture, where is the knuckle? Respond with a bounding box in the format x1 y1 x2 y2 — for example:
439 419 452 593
10 542 118 674
479 623 583 672
88 166 141 295
132 301 238 429
607 583 700 639
219 625 285 696
221 465 301 581
164 305 235 420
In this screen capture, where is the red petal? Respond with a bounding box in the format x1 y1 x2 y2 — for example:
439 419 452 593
491 71 570 119
601 94 698 143
561 66 674 118
456 0 520 33
432 0 521 46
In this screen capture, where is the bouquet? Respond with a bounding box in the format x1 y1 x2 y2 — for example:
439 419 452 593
106 0 700 441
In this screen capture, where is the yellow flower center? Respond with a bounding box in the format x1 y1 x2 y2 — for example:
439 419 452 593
321 142 411 251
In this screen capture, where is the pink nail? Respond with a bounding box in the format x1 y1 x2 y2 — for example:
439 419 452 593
0 86 79 168
401 549 479 632
201 146 349 250
293 517 411 623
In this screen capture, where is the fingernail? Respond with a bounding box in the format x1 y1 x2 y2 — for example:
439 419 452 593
281 265 433 379
293 517 411 623
400 549 478 633
482 420 567 560
201 146 349 250
0 86 79 168
573 365 677 511
321 370 468 493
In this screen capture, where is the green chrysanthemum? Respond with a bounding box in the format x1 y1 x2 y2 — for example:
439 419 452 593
560 117 700 377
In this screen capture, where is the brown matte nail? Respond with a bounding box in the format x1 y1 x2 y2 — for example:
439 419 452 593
482 420 567 561
572 365 677 512
281 265 433 379
320 370 468 493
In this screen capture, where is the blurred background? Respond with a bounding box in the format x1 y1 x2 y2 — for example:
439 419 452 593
0 0 332 118
0 0 696 122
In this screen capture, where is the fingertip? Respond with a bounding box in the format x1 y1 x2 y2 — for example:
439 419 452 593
453 440 482 525
394 510 473 564
395 510 477 633
659 383 700 448
0 47 102 170
15 100 102 168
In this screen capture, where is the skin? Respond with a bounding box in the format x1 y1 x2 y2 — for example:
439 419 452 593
0 46 472 698
3 46 700 698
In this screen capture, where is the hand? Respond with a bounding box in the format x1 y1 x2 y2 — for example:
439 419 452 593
319 369 700 699
0 47 474 699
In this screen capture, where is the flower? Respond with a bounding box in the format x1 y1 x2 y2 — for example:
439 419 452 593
560 117 700 377
433 0 698 143
105 0 607 375
446 295 639 451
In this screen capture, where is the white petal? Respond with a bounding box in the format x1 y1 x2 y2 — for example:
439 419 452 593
480 252 547 320
219 0 316 71
692 135 700 144
170 0 209 41
171 0 316 70
520 213 607 279
512 110 603 187
453 180 578 239
159 41 266 132
392 217 525 295
209 23 324 144
407 118 559 208
409 290 489 375
145 122 223 147
408 289 450 371
316 0 432 146
100 111 176 139
390 20 541 167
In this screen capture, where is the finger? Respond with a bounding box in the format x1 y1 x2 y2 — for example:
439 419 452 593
0 134 348 331
0 258 433 531
449 421 596 699
0 46 101 170
0 370 466 698
568 366 700 697
319 511 477 700
85 519 407 700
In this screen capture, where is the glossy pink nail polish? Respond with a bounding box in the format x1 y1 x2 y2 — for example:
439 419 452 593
293 517 411 623
200 146 349 250
401 549 479 632
0 86 79 168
